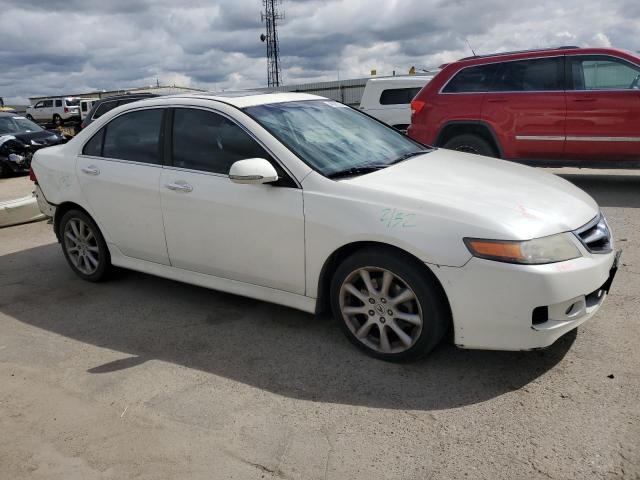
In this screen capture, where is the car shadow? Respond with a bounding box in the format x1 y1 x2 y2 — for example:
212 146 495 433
0 243 575 411
556 172 640 208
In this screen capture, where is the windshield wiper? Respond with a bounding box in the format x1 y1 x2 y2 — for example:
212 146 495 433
327 165 388 179
388 150 429 165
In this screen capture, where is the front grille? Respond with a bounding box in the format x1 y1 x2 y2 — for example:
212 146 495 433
574 214 612 254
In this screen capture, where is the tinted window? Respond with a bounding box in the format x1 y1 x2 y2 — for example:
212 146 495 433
569 55 640 90
81 102 88 112
102 109 163 164
442 64 499 93
82 128 104 156
172 108 270 174
491 57 563 91
43 100 53 107
34 102 43 108
379 87 422 105
65 98 79 106
92 101 118 119
55 99 62 107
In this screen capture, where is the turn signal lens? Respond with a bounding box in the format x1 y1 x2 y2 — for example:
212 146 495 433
464 234 581 265
29 167 38 183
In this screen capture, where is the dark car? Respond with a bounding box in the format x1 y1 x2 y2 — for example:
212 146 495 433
81 93 159 129
0 112 66 176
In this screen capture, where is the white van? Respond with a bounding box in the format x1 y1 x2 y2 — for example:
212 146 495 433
26 97 81 126
359 76 433 132
79 98 100 121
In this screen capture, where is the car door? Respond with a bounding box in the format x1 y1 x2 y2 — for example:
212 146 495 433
77 107 170 265
481 56 566 160
160 107 305 294
32 101 46 121
565 54 640 162
42 100 54 121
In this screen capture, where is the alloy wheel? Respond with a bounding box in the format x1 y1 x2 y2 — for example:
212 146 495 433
63 218 100 275
339 267 423 354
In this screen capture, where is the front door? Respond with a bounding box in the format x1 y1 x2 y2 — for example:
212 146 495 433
77 107 170 265
565 54 640 162
481 56 566 160
160 107 305 294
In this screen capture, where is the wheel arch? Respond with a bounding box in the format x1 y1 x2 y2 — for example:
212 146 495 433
53 202 95 242
315 241 452 326
435 120 503 158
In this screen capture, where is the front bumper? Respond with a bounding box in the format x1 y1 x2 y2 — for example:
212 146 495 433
431 249 619 350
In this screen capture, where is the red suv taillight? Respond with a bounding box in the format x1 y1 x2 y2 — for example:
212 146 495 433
64 107 69 113
29 167 38 183
411 100 426 117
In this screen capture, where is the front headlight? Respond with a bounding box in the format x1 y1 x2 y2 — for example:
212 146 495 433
464 233 581 265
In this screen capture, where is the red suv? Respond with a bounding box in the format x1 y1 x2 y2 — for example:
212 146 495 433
408 46 640 166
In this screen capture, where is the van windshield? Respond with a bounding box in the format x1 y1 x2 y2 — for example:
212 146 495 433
244 100 430 178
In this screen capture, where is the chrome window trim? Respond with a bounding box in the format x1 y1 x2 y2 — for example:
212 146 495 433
77 154 163 169
515 135 640 142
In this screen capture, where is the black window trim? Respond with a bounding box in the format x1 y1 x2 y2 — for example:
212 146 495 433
565 53 640 92
79 106 167 168
439 54 568 94
90 99 120 121
163 105 301 188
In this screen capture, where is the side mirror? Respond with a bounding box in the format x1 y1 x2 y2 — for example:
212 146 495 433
229 158 278 185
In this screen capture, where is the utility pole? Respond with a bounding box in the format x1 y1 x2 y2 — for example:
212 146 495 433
260 0 284 87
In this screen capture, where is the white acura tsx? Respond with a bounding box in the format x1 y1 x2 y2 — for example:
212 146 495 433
31 92 619 361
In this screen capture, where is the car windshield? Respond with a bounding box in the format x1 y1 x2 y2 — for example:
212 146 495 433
0 116 44 134
244 100 430 177
64 98 80 106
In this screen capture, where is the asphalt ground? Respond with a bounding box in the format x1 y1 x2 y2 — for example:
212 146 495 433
0 168 639 479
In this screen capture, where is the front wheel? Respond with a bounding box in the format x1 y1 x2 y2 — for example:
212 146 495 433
26 114 34 121
59 210 111 282
330 248 450 362
443 133 497 157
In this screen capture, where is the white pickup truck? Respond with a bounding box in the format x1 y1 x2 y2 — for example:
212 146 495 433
359 76 432 132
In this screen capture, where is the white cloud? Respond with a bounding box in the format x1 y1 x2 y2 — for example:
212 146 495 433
0 0 638 103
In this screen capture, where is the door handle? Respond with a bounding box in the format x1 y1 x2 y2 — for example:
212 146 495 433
165 181 193 193
81 166 100 175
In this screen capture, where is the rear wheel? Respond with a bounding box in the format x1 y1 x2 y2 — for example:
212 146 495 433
59 210 111 282
443 133 497 157
330 248 449 362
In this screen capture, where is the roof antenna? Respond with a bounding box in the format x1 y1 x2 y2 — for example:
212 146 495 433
465 38 477 57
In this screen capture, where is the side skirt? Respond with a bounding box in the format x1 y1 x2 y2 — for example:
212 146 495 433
108 244 317 314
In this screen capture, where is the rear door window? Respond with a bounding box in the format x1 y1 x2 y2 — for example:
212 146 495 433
491 57 564 91
102 109 164 164
568 55 640 90
442 64 500 93
55 99 62 107
43 100 53 108
379 87 423 105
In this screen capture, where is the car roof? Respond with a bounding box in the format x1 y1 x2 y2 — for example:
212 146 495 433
140 91 327 108
366 76 433 84
452 46 636 67
0 112 23 118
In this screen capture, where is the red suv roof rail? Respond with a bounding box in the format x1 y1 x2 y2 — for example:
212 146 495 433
457 45 580 61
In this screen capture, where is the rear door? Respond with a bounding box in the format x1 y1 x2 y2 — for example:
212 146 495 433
481 56 566 160
565 54 640 162
77 107 170 264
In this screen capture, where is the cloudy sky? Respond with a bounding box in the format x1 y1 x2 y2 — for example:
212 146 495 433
1 0 639 104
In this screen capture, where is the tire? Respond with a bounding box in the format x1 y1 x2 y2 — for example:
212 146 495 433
58 209 111 282
52 114 63 127
443 133 497 157
25 114 34 121
330 247 450 362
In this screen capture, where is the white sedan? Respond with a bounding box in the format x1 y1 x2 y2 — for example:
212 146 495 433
31 92 619 361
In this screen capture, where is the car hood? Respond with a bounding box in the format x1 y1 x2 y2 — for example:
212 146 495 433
13 129 65 146
342 149 599 240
